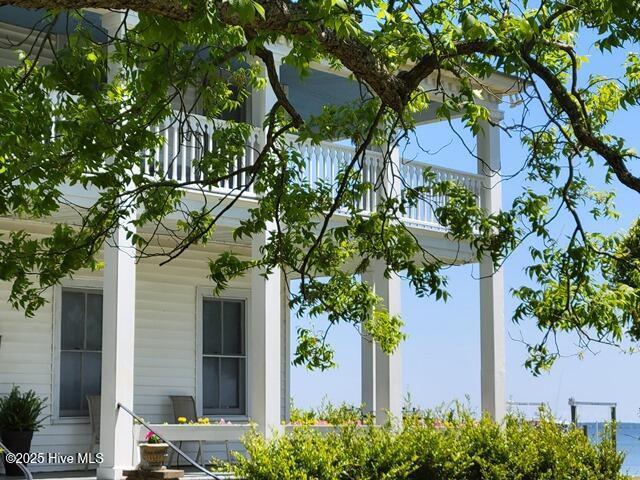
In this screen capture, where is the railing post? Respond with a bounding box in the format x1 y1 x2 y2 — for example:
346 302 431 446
611 405 617 450
477 112 506 422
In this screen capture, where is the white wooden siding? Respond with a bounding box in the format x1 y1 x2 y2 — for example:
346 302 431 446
0 221 254 471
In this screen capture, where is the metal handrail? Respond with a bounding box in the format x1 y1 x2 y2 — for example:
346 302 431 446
0 439 34 480
117 403 225 480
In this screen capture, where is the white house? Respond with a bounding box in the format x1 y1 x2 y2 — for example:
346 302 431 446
0 6 518 479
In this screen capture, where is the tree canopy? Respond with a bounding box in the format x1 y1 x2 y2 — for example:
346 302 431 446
0 0 639 372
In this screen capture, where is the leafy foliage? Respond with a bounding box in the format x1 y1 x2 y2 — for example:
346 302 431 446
232 407 626 479
289 399 367 425
0 386 48 432
0 0 640 370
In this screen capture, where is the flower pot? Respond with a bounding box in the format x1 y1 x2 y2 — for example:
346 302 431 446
138 443 169 470
1 430 34 476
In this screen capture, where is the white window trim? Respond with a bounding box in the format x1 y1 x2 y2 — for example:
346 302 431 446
195 286 251 421
51 278 103 425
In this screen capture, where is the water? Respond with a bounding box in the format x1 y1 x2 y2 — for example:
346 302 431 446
581 422 640 476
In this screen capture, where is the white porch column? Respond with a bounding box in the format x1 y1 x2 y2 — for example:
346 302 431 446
477 115 506 422
249 226 282 436
247 47 285 434
361 143 403 423
360 331 376 415
97 224 137 480
98 13 139 479
363 262 403 425
281 275 292 422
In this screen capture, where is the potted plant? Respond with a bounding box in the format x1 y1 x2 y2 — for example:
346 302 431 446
138 431 169 470
0 386 48 476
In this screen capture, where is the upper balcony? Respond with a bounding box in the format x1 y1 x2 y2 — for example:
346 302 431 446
142 114 485 234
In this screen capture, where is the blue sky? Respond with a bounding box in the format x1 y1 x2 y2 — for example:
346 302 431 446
290 33 640 422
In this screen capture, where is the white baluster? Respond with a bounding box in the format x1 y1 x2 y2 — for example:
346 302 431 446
251 132 260 192
181 126 188 182
371 155 378 212
240 131 248 189
318 144 324 186
418 165 424 222
361 155 368 211
143 125 152 176
307 144 314 186
189 123 196 183
329 149 335 197
332 150 339 198
171 125 178 180
163 126 170 177
316 145 323 187
410 164 415 221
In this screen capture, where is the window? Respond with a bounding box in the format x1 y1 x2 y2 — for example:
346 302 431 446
201 298 246 416
59 288 103 417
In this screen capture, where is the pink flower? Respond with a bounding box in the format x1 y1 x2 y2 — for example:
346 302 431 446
145 430 162 443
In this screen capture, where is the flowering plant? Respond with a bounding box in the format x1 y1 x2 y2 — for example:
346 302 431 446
174 416 232 425
145 430 163 444
289 400 367 426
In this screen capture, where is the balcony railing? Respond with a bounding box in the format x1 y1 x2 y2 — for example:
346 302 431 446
400 162 483 229
142 115 484 232
143 115 261 196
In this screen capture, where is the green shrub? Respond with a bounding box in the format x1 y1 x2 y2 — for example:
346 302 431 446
289 399 367 426
232 408 627 480
0 386 48 432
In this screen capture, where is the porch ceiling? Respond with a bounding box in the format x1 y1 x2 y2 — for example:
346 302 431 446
280 64 444 125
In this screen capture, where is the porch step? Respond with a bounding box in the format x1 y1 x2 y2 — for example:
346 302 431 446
183 473 237 480
184 472 238 480
120 472 238 480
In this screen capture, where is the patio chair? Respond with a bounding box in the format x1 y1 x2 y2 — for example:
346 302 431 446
85 395 101 471
169 396 204 465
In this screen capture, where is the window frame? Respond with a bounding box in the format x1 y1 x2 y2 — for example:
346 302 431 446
195 287 250 420
51 279 103 424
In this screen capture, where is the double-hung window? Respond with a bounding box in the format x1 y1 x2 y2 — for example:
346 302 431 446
201 298 246 416
59 288 103 417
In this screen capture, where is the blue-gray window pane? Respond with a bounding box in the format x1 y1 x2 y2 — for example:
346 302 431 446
202 357 220 410
60 288 103 417
61 291 84 350
60 351 82 413
203 299 222 355
82 352 102 411
220 358 241 408
85 293 103 351
222 301 243 355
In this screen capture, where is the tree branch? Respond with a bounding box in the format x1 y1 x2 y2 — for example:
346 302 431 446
521 46 640 194
0 0 194 21
254 46 304 128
